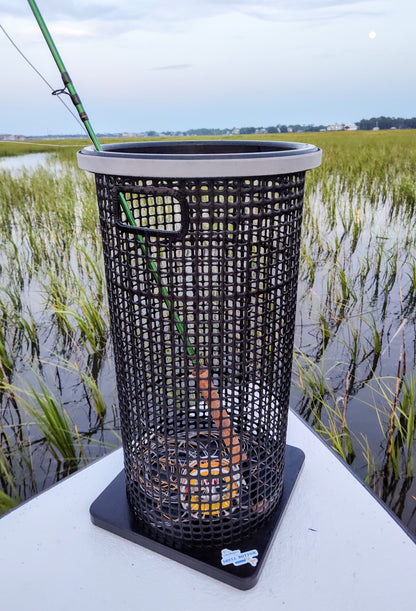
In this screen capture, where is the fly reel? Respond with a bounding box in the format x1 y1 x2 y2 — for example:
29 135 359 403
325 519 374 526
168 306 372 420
179 457 240 519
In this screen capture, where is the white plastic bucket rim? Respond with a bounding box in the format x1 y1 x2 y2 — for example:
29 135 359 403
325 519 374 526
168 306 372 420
77 140 322 178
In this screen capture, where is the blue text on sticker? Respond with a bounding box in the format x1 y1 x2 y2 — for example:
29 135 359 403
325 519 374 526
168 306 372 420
221 548 259 567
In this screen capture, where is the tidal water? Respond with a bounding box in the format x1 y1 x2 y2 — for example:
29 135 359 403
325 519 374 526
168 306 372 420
0 152 54 173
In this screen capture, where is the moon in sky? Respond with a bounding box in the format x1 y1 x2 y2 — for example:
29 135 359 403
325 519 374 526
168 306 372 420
369 31 376 39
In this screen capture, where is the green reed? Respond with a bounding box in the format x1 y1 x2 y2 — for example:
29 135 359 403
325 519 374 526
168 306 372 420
0 356 118 508
293 347 356 464
9 381 78 466
42 260 108 355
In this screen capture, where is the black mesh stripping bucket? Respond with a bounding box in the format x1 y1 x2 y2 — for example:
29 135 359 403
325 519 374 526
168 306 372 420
79 141 321 554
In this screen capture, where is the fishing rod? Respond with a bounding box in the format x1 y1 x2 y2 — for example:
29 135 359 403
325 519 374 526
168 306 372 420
27 0 192 355
27 0 100 150
26 0 245 476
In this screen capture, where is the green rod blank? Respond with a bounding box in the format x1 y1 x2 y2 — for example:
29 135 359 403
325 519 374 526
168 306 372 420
27 0 101 151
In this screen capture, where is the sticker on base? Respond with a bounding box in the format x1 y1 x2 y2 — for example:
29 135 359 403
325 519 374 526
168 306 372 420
221 548 259 567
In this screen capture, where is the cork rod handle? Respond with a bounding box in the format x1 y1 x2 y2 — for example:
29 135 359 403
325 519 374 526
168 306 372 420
193 367 246 465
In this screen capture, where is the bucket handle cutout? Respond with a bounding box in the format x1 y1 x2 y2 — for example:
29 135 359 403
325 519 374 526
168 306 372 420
112 184 189 240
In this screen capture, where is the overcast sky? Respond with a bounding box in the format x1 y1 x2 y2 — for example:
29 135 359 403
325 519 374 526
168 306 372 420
0 0 414 135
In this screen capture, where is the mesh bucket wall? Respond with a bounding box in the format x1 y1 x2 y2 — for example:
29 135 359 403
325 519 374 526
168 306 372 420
94 171 306 548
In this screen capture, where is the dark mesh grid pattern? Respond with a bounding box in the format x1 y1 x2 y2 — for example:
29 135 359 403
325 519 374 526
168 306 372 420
94 171 306 548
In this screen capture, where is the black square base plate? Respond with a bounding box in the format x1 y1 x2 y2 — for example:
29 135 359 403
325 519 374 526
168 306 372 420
90 444 304 590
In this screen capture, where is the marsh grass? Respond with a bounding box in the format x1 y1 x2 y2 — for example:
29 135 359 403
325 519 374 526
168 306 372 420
0 357 119 503
0 145 119 508
0 132 415 535
3 377 79 467
289 130 416 534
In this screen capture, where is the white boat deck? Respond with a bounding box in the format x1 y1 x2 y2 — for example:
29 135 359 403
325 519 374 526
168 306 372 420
1 410 415 611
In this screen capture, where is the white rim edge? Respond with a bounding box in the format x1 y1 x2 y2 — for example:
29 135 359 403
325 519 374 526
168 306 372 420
77 143 322 178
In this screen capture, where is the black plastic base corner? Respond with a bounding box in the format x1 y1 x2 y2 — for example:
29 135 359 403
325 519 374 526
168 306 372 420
90 444 304 590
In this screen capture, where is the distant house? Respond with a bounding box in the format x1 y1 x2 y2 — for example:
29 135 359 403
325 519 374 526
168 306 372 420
326 124 344 131
344 123 358 131
0 134 26 141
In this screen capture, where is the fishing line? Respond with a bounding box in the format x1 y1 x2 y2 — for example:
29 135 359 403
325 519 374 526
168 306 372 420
0 141 89 147
0 23 88 135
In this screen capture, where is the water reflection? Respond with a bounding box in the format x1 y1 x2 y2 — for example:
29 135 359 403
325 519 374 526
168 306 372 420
0 152 54 173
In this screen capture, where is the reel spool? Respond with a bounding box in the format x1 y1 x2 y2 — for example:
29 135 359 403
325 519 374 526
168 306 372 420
132 427 278 528
179 457 240 519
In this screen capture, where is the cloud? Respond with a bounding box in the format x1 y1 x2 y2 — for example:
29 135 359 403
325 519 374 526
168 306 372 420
217 0 385 22
0 0 387 46
151 64 192 71
49 25 89 38
1 0 383 24
0 1 116 20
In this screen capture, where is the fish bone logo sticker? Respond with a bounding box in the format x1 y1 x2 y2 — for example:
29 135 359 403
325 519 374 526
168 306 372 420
221 548 258 567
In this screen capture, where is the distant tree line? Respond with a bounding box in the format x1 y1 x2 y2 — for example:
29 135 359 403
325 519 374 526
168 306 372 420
24 116 416 140
180 117 416 136
180 118 416 136
166 124 328 136
100 117 416 139
357 116 416 130
95 116 416 140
